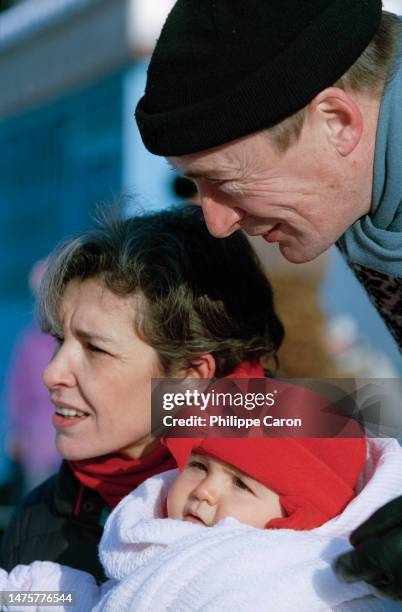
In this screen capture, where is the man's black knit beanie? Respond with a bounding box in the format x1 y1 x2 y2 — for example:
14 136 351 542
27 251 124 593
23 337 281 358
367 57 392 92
136 0 382 156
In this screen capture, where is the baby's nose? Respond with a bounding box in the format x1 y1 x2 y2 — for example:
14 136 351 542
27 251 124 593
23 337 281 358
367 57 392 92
192 477 219 505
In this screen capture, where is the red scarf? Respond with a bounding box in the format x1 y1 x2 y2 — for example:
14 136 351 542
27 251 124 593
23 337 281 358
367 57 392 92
69 442 176 510
226 360 264 378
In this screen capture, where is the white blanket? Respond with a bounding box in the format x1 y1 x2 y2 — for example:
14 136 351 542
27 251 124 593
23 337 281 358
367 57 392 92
2 438 402 612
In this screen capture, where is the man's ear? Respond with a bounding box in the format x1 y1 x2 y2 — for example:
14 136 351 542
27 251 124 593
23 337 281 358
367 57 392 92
183 354 216 379
309 87 363 156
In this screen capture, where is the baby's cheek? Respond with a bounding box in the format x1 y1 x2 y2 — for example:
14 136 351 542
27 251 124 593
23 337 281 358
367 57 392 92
234 498 283 529
166 489 176 518
166 478 185 519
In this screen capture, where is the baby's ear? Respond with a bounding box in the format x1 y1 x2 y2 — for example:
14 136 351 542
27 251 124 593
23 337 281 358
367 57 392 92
184 354 215 379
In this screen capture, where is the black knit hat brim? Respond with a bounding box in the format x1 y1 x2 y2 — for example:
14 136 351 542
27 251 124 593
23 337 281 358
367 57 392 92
136 0 382 156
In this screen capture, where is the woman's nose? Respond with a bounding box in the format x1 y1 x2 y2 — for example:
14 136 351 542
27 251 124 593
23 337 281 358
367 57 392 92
42 344 76 389
200 193 244 238
192 477 219 505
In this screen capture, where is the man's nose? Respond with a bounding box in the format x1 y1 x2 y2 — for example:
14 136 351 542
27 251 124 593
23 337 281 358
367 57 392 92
192 476 219 505
200 195 244 238
42 344 76 390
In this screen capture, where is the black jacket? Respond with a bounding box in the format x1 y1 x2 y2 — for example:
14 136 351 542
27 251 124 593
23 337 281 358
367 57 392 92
0 461 108 583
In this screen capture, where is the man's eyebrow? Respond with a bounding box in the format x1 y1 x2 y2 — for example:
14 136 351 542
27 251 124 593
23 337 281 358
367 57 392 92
182 171 205 179
75 329 115 343
165 159 223 181
185 171 224 180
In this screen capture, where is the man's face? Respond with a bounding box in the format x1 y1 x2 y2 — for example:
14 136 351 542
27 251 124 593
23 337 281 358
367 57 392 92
167 453 283 528
169 127 369 264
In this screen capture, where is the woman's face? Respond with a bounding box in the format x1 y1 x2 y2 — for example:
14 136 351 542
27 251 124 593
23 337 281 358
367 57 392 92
43 277 160 461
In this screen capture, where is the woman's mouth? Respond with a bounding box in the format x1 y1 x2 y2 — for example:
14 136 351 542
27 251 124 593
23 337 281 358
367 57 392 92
53 406 90 428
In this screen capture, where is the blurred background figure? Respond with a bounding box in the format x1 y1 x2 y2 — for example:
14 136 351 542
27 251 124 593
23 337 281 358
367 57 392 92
4 259 60 494
326 314 400 378
171 175 199 203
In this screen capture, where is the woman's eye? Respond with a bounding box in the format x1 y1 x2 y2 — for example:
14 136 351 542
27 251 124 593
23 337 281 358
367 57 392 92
86 343 105 354
51 334 64 346
188 460 207 472
234 477 252 493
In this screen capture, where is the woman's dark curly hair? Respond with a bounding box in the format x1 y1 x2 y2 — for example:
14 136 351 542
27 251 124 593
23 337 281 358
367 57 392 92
38 204 284 377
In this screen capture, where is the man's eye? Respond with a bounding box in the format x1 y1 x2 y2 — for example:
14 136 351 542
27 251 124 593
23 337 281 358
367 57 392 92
234 477 252 493
188 460 208 472
208 179 227 188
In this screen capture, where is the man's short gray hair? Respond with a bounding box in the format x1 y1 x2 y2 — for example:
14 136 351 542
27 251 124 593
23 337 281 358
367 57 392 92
267 11 402 152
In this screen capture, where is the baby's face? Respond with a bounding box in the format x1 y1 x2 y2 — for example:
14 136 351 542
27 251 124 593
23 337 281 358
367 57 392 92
167 452 283 528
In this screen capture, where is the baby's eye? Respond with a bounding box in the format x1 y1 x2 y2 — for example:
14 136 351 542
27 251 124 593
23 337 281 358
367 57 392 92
234 477 253 493
187 460 208 472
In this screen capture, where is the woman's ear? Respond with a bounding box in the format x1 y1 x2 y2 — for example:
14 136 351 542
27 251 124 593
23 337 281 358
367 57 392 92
309 87 363 156
184 354 216 379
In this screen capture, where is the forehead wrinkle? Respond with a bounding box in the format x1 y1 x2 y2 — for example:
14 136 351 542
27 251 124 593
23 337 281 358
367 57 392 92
184 161 236 181
173 149 244 180
74 328 115 344
60 279 137 341
188 172 222 181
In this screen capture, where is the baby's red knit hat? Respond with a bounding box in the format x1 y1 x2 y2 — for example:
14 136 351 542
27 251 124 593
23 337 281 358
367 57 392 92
164 435 366 530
